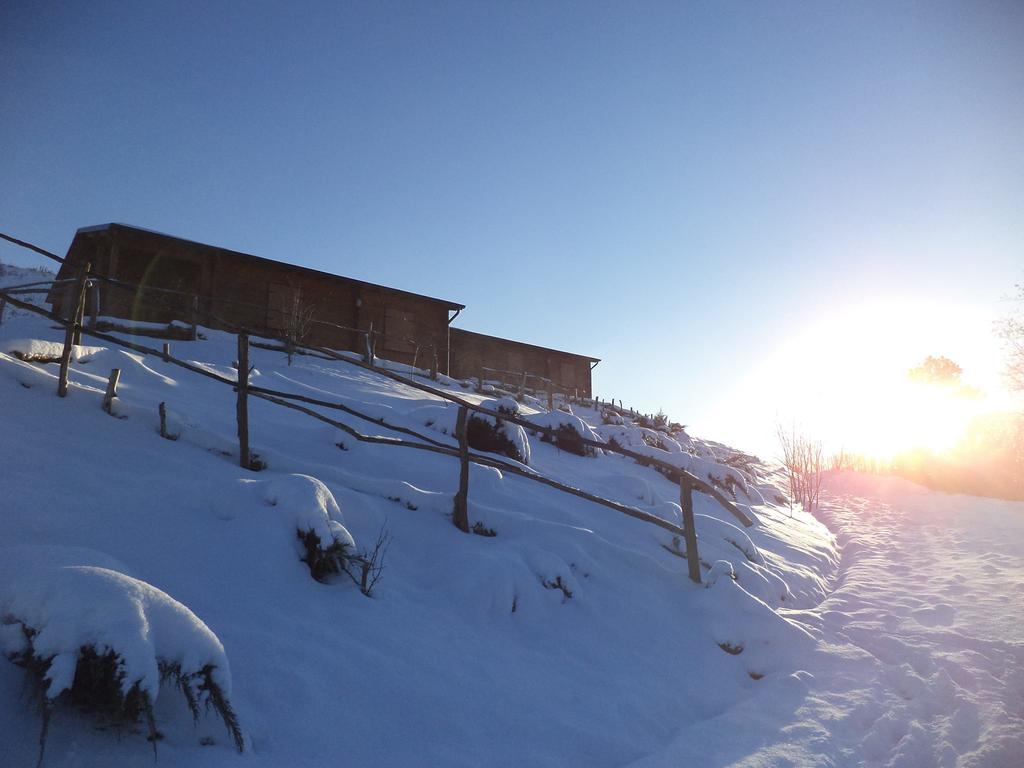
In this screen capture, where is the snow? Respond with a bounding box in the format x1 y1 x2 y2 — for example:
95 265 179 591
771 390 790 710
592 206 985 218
0 550 231 702
629 473 1024 767
260 473 356 550
474 396 532 464
1 338 106 362
1 261 1022 767
594 422 753 497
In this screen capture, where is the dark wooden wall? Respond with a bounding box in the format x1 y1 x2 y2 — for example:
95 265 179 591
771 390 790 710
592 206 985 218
53 227 453 369
449 328 594 397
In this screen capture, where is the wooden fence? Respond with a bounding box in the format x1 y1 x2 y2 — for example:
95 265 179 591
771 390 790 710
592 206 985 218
0 242 757 585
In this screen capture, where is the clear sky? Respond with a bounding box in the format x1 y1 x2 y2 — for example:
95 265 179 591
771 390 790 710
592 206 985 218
2 1 1022 455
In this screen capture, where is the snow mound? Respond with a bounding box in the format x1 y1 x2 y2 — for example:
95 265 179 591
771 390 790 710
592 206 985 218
473 397 531 465
0 559 231 703
262 473 355 550
594 423 750 495
1 338 105 362
700 561 815 675
527 409 604 456
410 402 457 436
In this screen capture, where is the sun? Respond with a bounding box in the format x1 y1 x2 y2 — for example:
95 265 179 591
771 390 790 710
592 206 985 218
834 376 981 461
737 295 999 462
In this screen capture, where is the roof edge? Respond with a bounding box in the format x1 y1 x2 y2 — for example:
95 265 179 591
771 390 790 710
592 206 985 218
450 326 600 363
70 223 466 310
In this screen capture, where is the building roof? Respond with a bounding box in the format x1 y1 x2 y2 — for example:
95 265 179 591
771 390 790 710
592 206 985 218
69 223 466 310
450 326 600 363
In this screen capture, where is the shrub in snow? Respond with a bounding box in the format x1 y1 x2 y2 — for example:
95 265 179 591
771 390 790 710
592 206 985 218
704 559 736 587
264 474 389 595
297 522 355 582
467 398 531 465
529 410 603 458
0 564 243 759
541 575 574 601
263 474 357 582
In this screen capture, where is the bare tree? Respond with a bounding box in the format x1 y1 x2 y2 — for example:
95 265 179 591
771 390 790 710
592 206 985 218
342 525 392 597
998 282 1024 393
829 446 849 472
776 422 824 514
284 292 317 366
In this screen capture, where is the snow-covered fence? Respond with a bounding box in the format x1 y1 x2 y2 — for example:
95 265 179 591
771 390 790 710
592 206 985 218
1 277 755 586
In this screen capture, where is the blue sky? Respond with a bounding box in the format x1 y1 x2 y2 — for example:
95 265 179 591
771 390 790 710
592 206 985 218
2 1 1021 454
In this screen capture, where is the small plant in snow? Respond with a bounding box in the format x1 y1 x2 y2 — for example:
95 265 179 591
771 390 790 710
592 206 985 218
467 398 531 464
541 424 593 457
298 526 354 582
776 422 824 513
0 564 244 764
600 409 624 426
542 575 574 601
471 521 496 537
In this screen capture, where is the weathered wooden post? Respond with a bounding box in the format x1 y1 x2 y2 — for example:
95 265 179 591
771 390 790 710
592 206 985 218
58 263 90 398
363 322 375 366
430 351 438 381
547 388 554 411
679 476 701 584
162 342 171 362
88 280 100 330
102 368 121 414
72 277 88 347
189 294 199 341
158 401 171 439
452 405 470 533
236 332 251 468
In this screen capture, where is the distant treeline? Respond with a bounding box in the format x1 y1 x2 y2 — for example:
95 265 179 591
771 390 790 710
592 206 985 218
837 412 1024 501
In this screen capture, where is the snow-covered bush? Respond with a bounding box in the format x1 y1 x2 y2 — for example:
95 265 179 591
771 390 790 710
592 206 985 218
528 410 603 457
0 561 243 757
261 474 389 595
263 474 358 582
467 397 531 465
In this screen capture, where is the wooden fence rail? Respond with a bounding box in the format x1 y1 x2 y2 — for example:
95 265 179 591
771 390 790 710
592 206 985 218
0 278 767 584
300 343 755 529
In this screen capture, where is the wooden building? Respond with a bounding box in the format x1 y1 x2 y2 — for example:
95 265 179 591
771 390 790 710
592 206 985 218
49 224 464 369
448 328 599 398
48 223 600 394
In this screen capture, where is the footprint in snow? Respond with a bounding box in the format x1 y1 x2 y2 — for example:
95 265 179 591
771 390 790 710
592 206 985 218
911 603 956 627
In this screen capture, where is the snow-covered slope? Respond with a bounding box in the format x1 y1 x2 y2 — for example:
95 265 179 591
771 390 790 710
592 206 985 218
2 261 1020 767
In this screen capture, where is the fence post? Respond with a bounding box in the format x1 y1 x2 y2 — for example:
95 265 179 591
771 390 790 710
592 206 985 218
88 280 100 330
72 276 88 347
237 332 251 469
162 342 171 362
102 368 121 414
58 263 90 398
679 477 701 584
159 401 170 439
547 388 554 411
364 322 375 366
430 351 438 381
453 405 470 533
189 294 198 341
